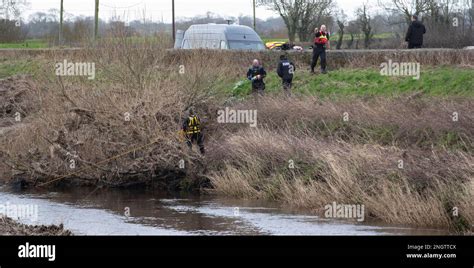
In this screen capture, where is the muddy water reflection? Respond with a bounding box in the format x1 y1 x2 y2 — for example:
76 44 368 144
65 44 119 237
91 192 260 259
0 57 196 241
0 187 448 235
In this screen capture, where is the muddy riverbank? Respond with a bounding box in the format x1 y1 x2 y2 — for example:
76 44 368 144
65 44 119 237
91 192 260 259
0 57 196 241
0 216 72 236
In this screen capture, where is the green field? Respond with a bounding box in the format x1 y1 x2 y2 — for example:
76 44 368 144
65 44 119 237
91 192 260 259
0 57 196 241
0 39 48 49
329 32 394 41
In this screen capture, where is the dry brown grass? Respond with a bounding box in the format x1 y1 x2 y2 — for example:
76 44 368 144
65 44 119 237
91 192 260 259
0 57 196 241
205 96 473 231
0 216 72 236
247 96 473 150
208 127 473 231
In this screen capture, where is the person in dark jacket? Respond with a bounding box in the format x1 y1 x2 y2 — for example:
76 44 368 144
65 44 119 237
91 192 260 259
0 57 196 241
277 54 296 96
405 15 426 49
311 25 330 74
247 59 267 96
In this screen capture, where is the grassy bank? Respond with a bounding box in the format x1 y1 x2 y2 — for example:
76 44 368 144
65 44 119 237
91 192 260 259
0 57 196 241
231 67 474 97
1 56 472 97
0 58 42 79
0 38 472 232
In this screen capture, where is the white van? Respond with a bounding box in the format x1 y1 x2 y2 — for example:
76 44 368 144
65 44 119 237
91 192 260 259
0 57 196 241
174 24 266 51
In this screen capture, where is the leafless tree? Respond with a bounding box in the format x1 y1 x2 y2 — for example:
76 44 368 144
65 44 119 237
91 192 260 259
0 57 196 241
335 9 347 49
297 0 334 42
379 0 432 22
357 3 374 49
258 0 333 42
345 21 362 49
0 0 29 42
0 0 29 20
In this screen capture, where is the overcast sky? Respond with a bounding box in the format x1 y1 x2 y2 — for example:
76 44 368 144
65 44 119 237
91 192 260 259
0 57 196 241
21 0 367 22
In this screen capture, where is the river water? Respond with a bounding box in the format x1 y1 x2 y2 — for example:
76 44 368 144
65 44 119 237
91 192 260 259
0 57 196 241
0 186 448 235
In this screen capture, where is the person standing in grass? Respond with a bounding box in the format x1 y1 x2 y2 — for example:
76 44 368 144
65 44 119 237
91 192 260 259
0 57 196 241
405 15 426 49
182 107 205 155
311 25 330 74
277 54 296 96
247 59 267 97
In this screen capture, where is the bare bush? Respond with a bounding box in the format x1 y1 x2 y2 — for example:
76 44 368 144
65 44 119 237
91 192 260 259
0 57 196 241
0 33 229 190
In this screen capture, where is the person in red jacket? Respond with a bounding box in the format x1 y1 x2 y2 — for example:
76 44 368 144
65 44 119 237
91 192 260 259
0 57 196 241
310 25 330 74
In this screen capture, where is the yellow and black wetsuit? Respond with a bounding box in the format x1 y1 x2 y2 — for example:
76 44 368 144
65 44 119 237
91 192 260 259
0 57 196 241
186 115 201 135
183 115 205 154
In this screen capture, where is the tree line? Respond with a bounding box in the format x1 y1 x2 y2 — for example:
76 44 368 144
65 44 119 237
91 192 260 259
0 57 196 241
1 0 473 48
